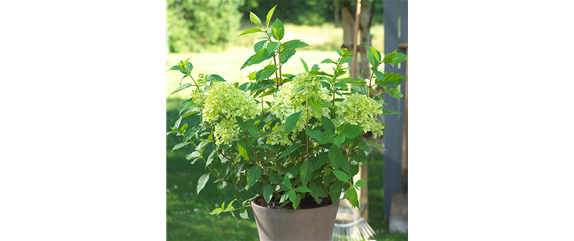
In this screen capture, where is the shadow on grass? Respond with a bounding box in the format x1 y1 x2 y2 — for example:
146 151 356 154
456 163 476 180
167 97 407 240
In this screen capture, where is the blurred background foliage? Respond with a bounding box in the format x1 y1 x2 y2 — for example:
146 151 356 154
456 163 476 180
166 0 385 53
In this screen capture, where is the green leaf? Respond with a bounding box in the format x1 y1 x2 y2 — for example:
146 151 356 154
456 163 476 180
269 173 282 184
357 140 372 153
197 174 209 195
376 72 406 86
383 109 401 115
272 19 285 41
257 65 278 81
350 84 368 96
238 138 252 160
308 99 322 116
309 181 327 197
333 48 343 56
263 184 275 203
343 186 356 199
383 50 397 64
249 12 262 25
329 182 344 201
351 149 367 163
355 179 366 187
170 83 192 96
210 208 223 215
295 186 311 193
186 151 201 160
255 144 278 153
206 149 217 166
168 65 180 71
207 74 226 82
280 49 296 64
333 134 345 146
364 46 381 67
171 142 189 152
186 62 193 73
266 5 277 27
349 189 359 208
283 175 293 190
247 165 261 188
332 170 350 182
341 56 353 64
179 98 193 114
239 209 249 219
266 42 279 54
366 141 387 151
305 128 323 142
284 111 302 133
300 161 313 185
320 129 334 144
373 94 385 107
389 87 404 98
392 53 408 64
281 40 310 51
280 192 289 203
277 143 301 160
321 58 337 64
300 57 309 72
238 28 262 36
342 125 363 138
241 49 272 70
328 144 347 171
322 117 335 133
254 40 266 52
314 153 328 170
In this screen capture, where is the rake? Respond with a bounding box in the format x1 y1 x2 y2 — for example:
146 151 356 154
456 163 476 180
332 198 376 241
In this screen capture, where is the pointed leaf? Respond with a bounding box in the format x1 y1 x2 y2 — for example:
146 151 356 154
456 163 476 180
249 12 262 25
277 143 301 160
320 129 334 144
266 5 277 27
308 99 322 116
281 40 310 51
254 40 266 52
392 53 408 64
295 186 311 193
328 144 347 171
366 141 387 151
280 49 296 64
355 179 366 187
263 184 275 203
170 83 192 96
272 19 284 41
364 46 381 66
255 144 278 153
284 111 302 133
239 209 249 219
238 138 253 160
333 134 345 146
322 117 335 133
300 57 309 72
300 161 313 185
383 50 397 64
305 128 323 142
197 174 209 195
239 28 263 36
341 124 363 138
247 165 261 188
333 170 350 182
383 109 401 115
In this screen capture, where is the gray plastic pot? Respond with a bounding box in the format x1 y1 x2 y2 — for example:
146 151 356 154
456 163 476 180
251 198 340 241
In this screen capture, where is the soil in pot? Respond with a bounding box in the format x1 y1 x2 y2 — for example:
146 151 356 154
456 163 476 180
253 194 333 209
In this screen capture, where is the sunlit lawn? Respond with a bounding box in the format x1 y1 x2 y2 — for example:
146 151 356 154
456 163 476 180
166 23 405 241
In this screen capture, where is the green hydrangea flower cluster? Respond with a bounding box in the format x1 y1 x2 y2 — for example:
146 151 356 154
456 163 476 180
335 93 385 138
202 82 258 145
270 72 331 130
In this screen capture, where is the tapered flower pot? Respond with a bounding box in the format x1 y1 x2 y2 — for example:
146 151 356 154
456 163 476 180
251 197 340 241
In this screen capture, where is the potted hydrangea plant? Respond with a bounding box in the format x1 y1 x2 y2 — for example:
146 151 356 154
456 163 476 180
167 6 407 240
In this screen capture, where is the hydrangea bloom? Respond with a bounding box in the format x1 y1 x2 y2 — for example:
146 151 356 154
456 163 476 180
270 73 331 136
202 82 258 145
335 93 385 138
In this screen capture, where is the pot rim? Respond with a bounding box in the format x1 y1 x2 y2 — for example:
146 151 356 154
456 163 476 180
250 196 340 213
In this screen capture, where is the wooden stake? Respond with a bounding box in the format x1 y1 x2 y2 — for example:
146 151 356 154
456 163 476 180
350 0 361 78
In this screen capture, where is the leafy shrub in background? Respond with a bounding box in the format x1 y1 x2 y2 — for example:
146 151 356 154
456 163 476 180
167 0 242 53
